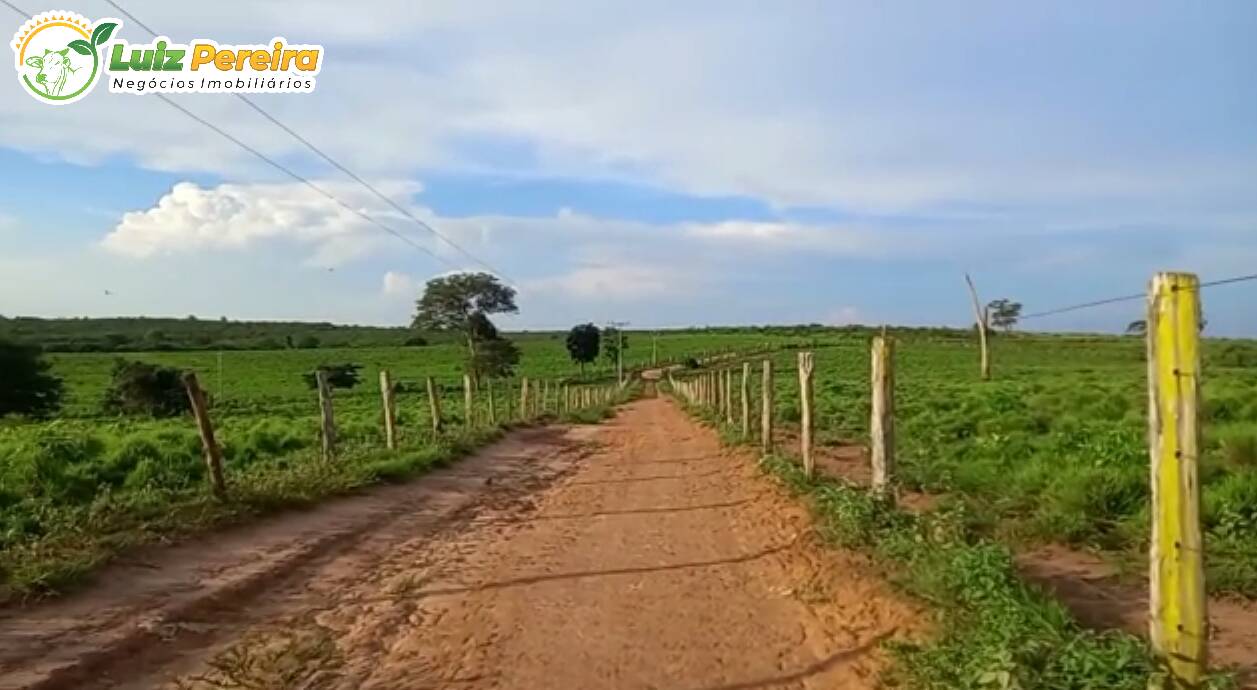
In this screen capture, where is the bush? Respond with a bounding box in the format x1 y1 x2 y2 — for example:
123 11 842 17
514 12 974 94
1218 429 1257 470
301 363 362 390
0 339 63 418
101 359 190 417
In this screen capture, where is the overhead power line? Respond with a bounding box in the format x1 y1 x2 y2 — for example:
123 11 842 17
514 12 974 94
101 0 513 284
1020 272 1257 321
153 94 455 268
2 0 508 281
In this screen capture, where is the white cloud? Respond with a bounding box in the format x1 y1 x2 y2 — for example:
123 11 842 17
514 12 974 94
381 270 417 297
100 180 450 266
826 306 865 326
523 263 695 303
1 1 1250 218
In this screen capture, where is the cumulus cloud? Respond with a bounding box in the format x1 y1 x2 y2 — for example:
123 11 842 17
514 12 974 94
381 270 418 297
101 180 443 266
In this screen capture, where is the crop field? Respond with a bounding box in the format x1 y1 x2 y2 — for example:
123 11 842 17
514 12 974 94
0 329 784 599
679 331 1257 598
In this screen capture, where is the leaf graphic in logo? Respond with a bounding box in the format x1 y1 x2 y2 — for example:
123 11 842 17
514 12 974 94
92 22 117 46
68 39 93 56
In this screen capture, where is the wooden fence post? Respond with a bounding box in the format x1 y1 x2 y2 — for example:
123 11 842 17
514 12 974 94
870 335 895 497
761 359 773 454
1147 271 1207 686
520 377 530 419
740 362 751 438
724 368 734 424
379 369 398 450
463 374 474 428
965 273 991 381
426 376 441 434
182 372 226 499
487 378 497 425
316 369 337 462
798 352 814 478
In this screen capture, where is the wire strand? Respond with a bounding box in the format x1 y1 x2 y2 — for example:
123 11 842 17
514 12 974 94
153 93 456 268
101 0 515 284
1019 272 1257 320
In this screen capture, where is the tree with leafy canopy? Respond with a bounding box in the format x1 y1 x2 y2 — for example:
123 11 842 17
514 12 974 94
1126 320 1147 336
565 323 601 374
0 339 63 418
412 272 519 381
466 313 520 378
986 299 1023 333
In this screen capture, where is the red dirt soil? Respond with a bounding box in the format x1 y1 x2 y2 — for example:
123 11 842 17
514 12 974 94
0 398 924 690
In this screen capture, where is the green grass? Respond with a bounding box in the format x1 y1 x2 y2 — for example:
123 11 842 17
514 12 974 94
1 329 682 600
676 392 1237 688
678 332 1257 597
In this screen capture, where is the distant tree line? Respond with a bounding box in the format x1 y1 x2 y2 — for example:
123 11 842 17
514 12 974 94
0 316 433 353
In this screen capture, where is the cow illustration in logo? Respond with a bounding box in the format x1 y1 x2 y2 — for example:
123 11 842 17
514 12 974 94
11 11 119 105
26 46 77 96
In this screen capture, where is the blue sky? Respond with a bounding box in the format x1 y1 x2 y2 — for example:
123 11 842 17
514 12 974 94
1 1 1255 334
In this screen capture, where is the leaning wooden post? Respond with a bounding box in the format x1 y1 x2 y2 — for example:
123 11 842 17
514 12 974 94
761 359 774 454
965 273 991 381
520 376 530 419
379 369 398 450
463 374 474 428
870 335 895 498
316 369 337 462
487 379 497 425
740 362 751 438
798 352 815 478
426 376 442 434
182 372 226 499
1147 271 1207 687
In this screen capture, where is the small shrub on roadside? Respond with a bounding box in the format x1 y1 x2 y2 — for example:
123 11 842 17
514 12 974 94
101 359 190 418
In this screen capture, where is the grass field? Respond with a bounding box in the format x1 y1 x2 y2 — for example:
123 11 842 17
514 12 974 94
679 331 1257 598
4 325 1257 607
0 330 782 599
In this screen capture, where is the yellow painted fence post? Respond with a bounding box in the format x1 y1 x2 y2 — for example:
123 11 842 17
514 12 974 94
1147 271 1207 687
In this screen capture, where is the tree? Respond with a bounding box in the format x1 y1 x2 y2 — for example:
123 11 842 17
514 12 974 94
1126 319 1147 336
0 339 63 418
603 327 628 367
471 337 521 379
412 272 519 380
987 299 1023 332
565 323 600 373
295 334 320 349
102 359 189 417
301 363 363 390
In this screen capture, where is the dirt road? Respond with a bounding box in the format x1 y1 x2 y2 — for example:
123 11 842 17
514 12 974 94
0 398 921 690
